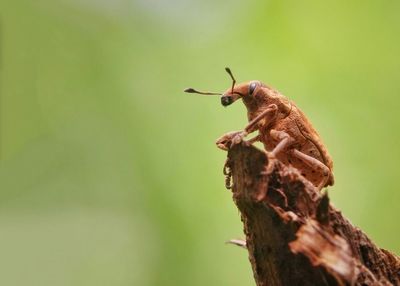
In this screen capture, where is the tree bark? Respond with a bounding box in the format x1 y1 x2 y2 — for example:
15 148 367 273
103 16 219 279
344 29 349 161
226 142 400 286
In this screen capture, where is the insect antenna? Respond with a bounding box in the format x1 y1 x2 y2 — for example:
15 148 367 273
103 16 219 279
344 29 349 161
225 67 236 93
184 88 222 96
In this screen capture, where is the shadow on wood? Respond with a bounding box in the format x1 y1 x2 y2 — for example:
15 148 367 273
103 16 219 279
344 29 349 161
226 143 400 286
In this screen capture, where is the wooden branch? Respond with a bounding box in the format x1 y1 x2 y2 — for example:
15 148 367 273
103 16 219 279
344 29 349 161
226 143 400 286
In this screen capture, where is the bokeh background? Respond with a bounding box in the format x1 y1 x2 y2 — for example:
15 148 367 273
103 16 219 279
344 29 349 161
1 0 399 285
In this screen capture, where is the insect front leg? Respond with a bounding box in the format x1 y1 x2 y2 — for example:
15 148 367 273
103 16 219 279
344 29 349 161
246 134 261 144
216 130 245 151
215 104 278 150
244 104 278 134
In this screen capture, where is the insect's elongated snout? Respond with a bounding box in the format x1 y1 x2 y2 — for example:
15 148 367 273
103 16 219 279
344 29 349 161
221 92 241 106
221 95 233 106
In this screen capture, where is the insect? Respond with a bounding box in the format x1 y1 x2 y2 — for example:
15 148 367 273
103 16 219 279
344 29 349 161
184 68 334 190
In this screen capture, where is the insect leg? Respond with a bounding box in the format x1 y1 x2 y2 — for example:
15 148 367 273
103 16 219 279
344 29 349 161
216 131 243 151
246 134 260 145
216 104 277 150
290 149 332 190
260 130 295 185
244 104 278 133
269 130 295 157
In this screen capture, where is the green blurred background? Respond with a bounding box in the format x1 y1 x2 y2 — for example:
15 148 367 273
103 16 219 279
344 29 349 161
1 0 399 285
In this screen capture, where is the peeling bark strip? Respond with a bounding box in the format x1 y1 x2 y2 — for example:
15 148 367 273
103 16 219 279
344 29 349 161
226 143 400 286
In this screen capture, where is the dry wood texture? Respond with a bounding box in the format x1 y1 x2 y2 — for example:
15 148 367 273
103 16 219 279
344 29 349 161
226 142 400 286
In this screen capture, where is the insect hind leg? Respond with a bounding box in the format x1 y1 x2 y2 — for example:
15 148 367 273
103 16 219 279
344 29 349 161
291 149 332 190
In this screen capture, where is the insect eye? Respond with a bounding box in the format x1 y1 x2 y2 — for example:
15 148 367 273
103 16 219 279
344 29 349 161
249 82 257 95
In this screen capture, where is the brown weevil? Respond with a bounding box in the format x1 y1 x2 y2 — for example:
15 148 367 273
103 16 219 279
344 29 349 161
184 68 334 190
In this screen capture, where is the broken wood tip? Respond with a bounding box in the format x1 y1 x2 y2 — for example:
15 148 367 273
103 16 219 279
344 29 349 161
226 143 400 286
